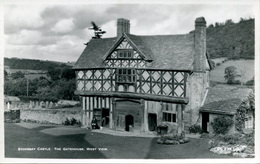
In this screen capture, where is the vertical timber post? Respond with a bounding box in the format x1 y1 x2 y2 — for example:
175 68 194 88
82 97 86 127
109 97 114 129
143 100 148 132
86 97 90 128
177 104 184 134
140 99 145 132
112 98 116 130
89 97 93 128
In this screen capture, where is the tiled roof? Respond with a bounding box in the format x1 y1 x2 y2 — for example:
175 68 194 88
74 33 195 70
4 95 20 102
74 37 117 69
200 84 252 115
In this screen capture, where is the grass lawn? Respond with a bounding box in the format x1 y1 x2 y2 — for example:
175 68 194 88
4 123 235 159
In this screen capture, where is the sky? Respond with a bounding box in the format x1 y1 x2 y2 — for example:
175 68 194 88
3 1 256 63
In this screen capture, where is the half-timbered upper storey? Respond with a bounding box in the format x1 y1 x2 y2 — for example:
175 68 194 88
74 18 212 104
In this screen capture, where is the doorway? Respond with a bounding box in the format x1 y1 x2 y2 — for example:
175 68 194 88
125 115 134 131
202 112 209 132
101 108 110 127
148 113 157 131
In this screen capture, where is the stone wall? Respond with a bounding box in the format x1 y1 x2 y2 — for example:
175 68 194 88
20 109 82 125
4 100 60 111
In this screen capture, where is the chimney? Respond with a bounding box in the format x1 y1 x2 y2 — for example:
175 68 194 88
194 17 206 72
117 18 130 39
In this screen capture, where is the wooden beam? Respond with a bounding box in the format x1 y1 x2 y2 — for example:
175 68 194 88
82 97 86 127
75 91 189 104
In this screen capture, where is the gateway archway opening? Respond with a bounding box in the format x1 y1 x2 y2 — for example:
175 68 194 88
125 115 134 131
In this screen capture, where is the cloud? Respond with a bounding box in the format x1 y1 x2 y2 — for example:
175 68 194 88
4 5 46 34
6 30 42 45
4 3 256 62
51 18 75 34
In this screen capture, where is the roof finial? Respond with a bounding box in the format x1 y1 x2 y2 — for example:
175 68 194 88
89 21 106 39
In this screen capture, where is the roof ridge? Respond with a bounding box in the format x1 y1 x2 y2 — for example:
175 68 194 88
90 37 117 41
126 33 193 37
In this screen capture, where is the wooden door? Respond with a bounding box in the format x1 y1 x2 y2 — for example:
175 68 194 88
202 112 209 132
148 113 157 131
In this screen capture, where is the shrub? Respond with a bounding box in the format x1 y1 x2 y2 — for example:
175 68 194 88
63 117 81 126
211 116 234 134
222 134 240 145
189 124 203 134
245 132 255 146
246 77 254 86
228 80 241 85
63 118 71 125
71 118 77 125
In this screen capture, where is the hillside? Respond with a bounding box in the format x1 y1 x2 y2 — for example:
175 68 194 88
4 58 72 70
210 59 254 83
191 18 254 59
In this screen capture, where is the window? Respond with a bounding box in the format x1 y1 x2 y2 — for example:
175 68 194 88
163 112 176 123
245 115 253 129
117 69 136 83
118 50 133 58
162 103 177 123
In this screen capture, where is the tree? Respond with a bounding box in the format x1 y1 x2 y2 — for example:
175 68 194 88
4 78 27 96
208 24 214 28
4 70 8 80
11 71 24 79
61 68 76 80
224 66 241 84
225 19 234 25
47 66 61 81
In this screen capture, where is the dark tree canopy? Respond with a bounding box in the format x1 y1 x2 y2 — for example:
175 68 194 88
11 71 24 79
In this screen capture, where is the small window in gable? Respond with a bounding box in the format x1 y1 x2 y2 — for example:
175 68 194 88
117 50 133 59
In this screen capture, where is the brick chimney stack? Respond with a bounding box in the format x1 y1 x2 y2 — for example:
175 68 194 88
117 18 130 39
194 17 206 72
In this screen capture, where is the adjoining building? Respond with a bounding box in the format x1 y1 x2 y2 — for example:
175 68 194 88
73 17 212 134
200 84 254 134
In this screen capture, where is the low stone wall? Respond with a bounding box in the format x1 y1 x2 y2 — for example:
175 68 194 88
20 109 82 125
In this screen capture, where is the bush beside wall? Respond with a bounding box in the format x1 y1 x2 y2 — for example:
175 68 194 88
211 116 234 134
20 109 81 125
4 110 20 123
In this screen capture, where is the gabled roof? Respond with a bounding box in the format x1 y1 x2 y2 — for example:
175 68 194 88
74 37 117 69
200 84 252 115
4 95 20 102
102 33 152 61
74 33 195 70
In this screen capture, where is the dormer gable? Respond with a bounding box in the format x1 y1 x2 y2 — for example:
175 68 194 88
103 34 150 68
103 34 150 61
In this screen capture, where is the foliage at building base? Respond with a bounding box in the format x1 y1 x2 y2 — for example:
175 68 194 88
235 92 255 132
211 116 234 134
157 133 190 145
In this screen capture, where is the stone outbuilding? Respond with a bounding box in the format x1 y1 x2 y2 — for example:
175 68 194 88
200 84 254 134
4 95 21 111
